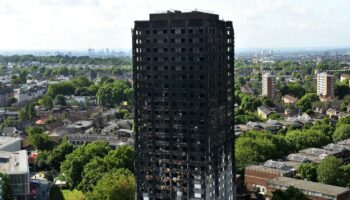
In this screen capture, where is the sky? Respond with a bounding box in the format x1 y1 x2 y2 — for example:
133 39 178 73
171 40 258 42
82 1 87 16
1 0 350 50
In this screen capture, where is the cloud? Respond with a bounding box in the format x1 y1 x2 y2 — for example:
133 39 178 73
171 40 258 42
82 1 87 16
0 0 350 50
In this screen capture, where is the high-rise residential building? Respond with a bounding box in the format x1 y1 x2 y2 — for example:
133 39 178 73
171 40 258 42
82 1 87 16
132 10 235 200
317 72 335 99
262 73 276 99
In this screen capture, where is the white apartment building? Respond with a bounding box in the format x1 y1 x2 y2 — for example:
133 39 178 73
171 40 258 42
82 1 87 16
317 73 334 99
262 73 276 99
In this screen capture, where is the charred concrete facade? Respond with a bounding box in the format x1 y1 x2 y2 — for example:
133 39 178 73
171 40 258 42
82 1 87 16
132 11 235 200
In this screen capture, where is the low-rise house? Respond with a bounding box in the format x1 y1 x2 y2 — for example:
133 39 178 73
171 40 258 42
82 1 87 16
340 74 350 83
286 153 309 164
66 120 94 134
240 85 254 95
267 177 350 200
278 119 303 129
247 121 281 133
286 114 314 125
14 85 46 104
0 109 18 122
323 143 350 162
326 108 338 118
257 106 275 119
68 134 133 149
65 96 98 107
297 148 335 163
281 95 298 104
0 127 21 137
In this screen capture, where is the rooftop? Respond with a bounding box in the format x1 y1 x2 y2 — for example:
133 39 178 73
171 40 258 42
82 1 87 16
0 136 21 147
257 106 274 115
66 120 93 129
286 154 309 163
149 10 219 21
0 150 28 174
268 177 350 196
246 163 294 175
282 95 298 103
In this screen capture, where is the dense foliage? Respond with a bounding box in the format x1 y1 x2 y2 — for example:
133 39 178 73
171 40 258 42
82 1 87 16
0 55 131 65
272 186 309 200
85 169 135 200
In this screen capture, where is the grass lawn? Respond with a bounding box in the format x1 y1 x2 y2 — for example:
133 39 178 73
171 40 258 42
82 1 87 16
62 189 84 200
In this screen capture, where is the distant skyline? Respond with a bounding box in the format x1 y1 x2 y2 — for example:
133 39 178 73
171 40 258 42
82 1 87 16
1 0 350 50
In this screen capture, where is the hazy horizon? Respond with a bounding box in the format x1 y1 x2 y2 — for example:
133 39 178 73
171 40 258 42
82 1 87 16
1 0 350 50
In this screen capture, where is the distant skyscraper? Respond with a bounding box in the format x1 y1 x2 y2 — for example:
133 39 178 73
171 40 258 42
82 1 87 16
262 73 276 99
317 72 335 99
133 10 235 200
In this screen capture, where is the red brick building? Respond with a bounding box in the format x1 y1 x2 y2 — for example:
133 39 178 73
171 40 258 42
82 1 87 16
245 160 296 197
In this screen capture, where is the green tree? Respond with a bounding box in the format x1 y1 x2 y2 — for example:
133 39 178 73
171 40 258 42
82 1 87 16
0 117 17 129
0 173 12 200
335 84 350 99
47 82 76 98
85 169 135 200
6 97 17 107
27 127 53 151
339 164 350 187
54 94 67 106
47 139 75 171
268 113 281 120
60 141 111 189
78 145 135 192
261 96 274 107
337 115 350 125
298 162 318 181
235 131 288 171
239 94 261 112
72 76 93 88
96 85 114 107
285 129 330 151
280 83 306 98
272 186 309 200
296 93 319 112
39 95 53 109
317 156 343 186
333 124 350 142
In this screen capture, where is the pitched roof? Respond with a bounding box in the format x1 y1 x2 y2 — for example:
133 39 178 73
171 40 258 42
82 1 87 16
282 95 298 103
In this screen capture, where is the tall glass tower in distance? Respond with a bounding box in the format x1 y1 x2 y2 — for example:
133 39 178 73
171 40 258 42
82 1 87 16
132 10 235 200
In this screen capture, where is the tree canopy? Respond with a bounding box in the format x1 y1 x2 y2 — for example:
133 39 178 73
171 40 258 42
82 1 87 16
317 156 343 186
78 145 135 193
285 129 330 152
60 141 111 189
85 168 135 200
333 124 350 142
272 186 309 200
297 162 318 182
27 127 54 151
